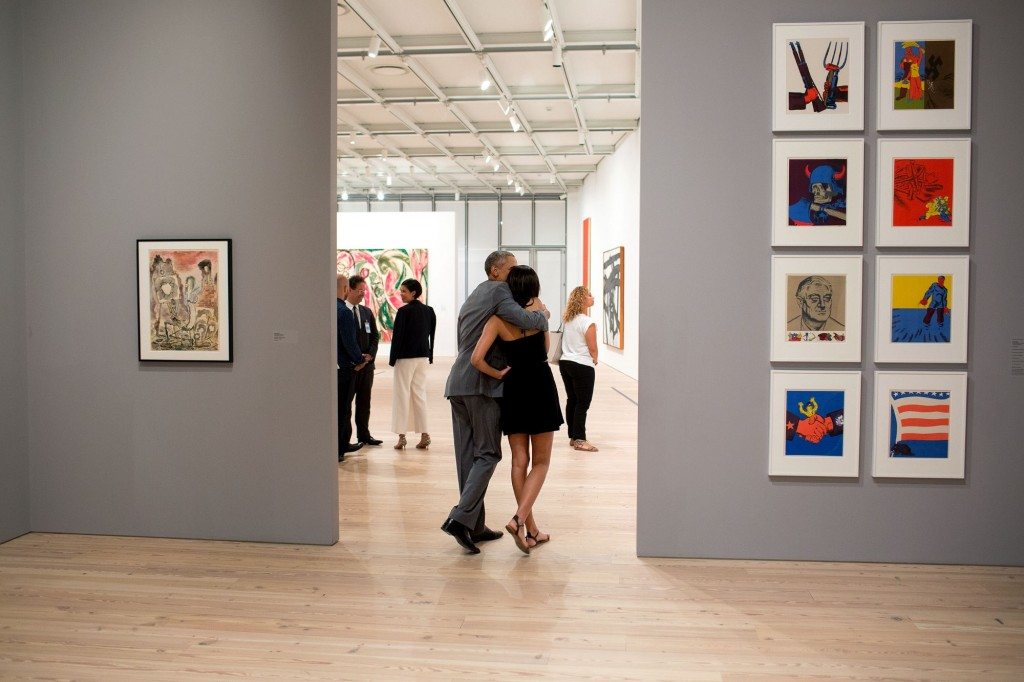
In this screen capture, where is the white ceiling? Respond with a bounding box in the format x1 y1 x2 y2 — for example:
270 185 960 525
336 0 640 198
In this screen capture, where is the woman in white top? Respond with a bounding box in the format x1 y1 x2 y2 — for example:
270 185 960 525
558 286 599 451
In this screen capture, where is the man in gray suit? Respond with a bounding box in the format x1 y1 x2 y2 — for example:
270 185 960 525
441 251 549 553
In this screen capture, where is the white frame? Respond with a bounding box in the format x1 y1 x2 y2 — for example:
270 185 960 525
772 22 865 132
769 370 861 477
772 138 864 246
771 255 863 363
877 20 973 131
876 138 971 247
137 239 233 362
872 371 967 479
874 255 969 364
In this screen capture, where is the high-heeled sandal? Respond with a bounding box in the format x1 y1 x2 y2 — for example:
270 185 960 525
394 435 407 450
415 434 431 449
505 515 531 555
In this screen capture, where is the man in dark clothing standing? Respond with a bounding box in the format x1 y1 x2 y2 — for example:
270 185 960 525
347 275 382 446
337 275 366 461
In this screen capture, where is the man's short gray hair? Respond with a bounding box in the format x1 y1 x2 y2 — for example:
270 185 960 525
484 250 514 276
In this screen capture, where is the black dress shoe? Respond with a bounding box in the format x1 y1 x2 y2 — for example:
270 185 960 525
362 437 383 446
344 442 364 453
441 518 480 554
471 527 504 543
338 453 345 462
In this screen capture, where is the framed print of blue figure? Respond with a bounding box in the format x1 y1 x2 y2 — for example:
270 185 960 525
872 372 967 479
877 21 972 131
772 138 864 247
769 371 860 477
875 256 969 363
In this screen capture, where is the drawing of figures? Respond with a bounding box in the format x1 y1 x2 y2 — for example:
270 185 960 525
892 157 954 227
148 249 220 352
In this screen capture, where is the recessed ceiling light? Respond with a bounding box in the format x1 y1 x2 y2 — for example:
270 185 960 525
370 64 409 77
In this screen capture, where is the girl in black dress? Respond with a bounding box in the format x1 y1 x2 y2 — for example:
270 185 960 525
470 266 563 554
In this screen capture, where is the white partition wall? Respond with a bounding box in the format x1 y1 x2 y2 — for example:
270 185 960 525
339 211 459 358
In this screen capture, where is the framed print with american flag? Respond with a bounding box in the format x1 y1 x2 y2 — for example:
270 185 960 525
872 371 967 479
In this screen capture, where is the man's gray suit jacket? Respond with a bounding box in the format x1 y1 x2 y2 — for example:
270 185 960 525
444 279 548 399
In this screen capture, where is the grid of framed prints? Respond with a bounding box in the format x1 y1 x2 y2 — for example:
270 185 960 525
768 19 973 480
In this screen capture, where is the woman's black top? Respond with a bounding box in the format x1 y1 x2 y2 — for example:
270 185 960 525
389 299 436 366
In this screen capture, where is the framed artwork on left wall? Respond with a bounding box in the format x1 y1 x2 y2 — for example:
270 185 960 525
137 239 233 362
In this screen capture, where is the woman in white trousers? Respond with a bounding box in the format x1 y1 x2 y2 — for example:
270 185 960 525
388 279 436 449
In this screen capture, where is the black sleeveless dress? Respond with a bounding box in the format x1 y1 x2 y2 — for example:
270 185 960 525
497 332 564 436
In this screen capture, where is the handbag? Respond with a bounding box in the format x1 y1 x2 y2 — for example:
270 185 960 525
547 322 564 365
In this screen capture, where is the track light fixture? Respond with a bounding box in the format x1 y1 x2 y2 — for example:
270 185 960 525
376 188 385 200
543 17 554 42
509 115 521 132
454 190 460 201
485 153 492 164
479 68 491 92
506 173 513 186
386 174 393 186
493 159 501 172
341 189 349 201
552 39 562 68
368 34 381 59
498 95 510 116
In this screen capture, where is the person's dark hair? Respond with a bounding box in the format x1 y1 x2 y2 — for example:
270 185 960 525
506 265 540 308
401 278 423 299
348 274 366 289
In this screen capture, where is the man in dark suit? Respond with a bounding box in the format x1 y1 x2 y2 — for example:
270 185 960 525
346 275 382 446
337 275 365 461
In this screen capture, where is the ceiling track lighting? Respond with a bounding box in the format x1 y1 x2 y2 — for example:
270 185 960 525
454 190 460 201
376 188 385 200
368 34 382 59
509 115 521 132
479 68 491 92
552 39 563 68
543 18 554 42
498 95 510 116
506 173 513 186
341 189 349 201
493 161 501 172
485 153 492 164
386 174 393 186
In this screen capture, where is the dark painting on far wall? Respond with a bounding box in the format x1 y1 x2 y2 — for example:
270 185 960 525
602 246 624 349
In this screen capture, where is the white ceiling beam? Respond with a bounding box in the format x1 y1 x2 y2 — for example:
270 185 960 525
337 84 638 104
545 0 593 155
337 120 637 135
336 30 639 57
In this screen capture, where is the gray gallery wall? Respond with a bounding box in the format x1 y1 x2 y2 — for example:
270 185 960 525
639 0 1024 564
18 0 338 544
0 0 30 544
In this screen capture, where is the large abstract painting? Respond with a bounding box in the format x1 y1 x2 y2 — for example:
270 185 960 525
137 239 232 362
338 248 428 342
602 246 624 349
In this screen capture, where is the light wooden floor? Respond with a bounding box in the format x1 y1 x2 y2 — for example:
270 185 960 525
1 359 1022 680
